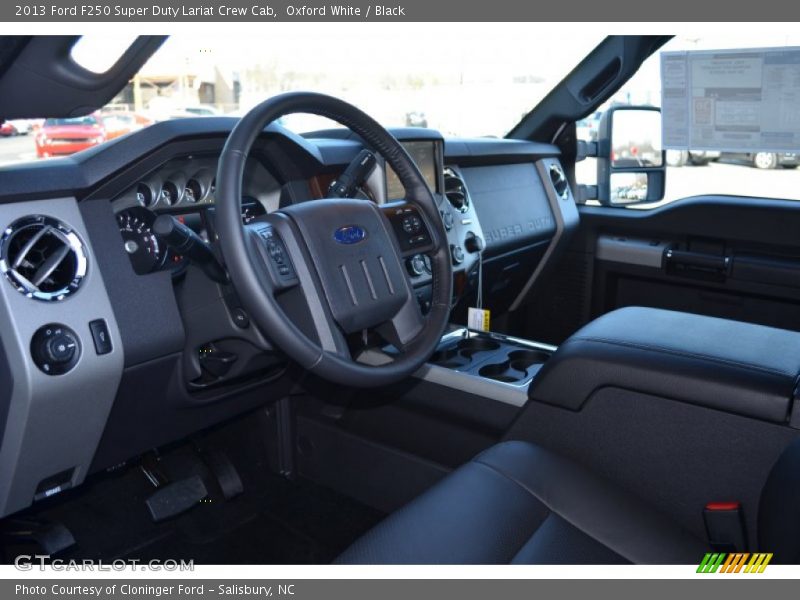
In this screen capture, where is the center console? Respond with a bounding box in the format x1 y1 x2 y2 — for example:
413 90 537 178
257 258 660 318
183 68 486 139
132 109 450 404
504 306 800 547
529 306 800 424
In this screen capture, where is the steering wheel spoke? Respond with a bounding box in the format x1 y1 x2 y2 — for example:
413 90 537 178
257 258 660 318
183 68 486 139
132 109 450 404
375 298 426 352
253 213 354 357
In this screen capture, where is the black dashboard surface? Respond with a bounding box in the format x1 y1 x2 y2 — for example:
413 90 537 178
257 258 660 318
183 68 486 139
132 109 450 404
0 119 559 204
462 163 555 256
0 118 563 372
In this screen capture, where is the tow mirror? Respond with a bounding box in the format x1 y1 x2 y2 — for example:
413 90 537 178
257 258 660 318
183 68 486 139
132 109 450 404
597 106 665 206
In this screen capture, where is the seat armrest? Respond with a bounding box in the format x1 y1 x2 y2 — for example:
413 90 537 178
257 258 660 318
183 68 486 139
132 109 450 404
529 306 800 423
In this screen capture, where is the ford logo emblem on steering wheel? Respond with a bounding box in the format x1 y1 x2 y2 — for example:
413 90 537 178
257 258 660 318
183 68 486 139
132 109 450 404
333 225 367 245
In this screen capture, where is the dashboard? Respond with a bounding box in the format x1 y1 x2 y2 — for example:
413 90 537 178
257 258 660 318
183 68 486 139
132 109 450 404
0 116 574 518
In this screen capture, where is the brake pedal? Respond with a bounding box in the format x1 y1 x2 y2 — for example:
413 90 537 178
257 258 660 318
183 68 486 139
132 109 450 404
200 449 243 500
145 475 208 523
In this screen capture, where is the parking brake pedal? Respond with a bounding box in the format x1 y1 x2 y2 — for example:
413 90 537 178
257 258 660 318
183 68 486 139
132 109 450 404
145 475 208 523
1 518 75 555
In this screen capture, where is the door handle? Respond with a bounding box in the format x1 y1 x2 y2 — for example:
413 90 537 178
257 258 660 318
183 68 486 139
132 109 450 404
664 248 731 281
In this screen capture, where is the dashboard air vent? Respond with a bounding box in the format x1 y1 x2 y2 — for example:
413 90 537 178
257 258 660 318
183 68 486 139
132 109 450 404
548 163 570 200
443 168 469 213
0 216 87 301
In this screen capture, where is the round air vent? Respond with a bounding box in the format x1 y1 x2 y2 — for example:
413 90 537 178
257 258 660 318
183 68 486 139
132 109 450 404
443 168 470 213
0 215 87 301
548 163 570 200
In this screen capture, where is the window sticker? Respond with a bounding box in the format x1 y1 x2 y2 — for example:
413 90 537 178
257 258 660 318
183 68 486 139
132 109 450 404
661 48 800 152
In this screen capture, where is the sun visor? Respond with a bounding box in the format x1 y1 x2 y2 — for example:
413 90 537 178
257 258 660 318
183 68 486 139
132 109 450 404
0 36 166 119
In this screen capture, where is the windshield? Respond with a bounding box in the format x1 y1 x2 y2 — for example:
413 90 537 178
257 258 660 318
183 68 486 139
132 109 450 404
130 27 600 136
16 27 599 154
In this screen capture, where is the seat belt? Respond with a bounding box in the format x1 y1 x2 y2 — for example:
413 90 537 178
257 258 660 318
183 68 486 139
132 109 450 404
703 501 747 552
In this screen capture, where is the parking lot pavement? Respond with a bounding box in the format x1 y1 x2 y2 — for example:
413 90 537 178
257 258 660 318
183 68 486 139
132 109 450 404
0 133 38 166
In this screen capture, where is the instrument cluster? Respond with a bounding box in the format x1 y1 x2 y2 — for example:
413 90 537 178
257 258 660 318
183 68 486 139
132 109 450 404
113 154 280 275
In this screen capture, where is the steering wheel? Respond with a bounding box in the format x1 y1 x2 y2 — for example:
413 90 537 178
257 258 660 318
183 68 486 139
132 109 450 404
215 92 453 387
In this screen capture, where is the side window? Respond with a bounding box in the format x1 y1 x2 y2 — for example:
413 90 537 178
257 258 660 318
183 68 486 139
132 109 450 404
576 35 800 208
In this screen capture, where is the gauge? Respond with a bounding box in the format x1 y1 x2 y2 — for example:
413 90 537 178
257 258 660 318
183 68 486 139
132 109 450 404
184 178 203 203
135 183 155 208
116 207 165 275
159 181 179 206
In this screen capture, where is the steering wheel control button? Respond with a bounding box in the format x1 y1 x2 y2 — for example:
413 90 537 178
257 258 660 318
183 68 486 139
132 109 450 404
254 226 298 288
231 307 250 329
407 254 427 277
88 319 113 355
31 324 81 375
385 205 433 253
451 244 465 265
266 240 284 264
402 215 423 234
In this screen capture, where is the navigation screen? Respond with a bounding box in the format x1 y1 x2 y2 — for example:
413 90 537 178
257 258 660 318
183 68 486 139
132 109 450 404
385 141 438 200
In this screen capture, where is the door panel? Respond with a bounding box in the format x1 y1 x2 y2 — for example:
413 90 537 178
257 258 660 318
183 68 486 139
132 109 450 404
519 195 800 344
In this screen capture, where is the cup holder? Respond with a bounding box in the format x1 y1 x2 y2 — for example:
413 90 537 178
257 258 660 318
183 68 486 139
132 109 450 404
507 349 550 368
476 347 550 383
429 345 471 369
429 337 501 369
509 359 533 372
456 337 501 357
429 336 550 378
478 360 527 383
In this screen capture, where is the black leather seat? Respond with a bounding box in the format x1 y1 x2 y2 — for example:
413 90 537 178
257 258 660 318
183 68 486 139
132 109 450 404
337 441 710 564
338 438 800 564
